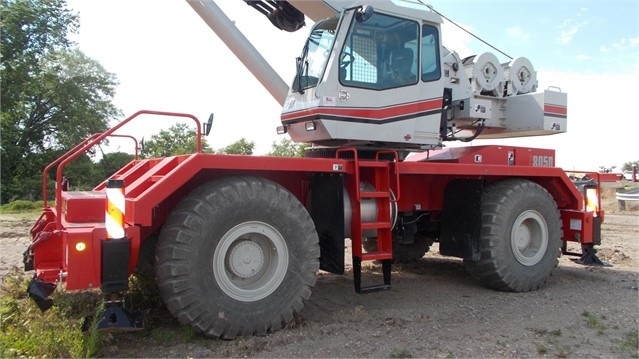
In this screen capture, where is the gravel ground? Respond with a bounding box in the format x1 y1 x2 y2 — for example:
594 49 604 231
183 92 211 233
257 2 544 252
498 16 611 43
1 189 637 358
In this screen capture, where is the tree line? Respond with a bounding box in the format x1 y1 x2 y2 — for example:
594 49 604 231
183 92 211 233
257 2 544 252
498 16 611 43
0 0 307 204
1 0 634 204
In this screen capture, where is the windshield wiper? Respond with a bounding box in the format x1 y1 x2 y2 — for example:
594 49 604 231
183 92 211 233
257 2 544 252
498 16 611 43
295 40 310 94
295 56 305 94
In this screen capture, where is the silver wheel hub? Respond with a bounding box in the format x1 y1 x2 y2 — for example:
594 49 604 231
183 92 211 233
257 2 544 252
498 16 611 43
213 221 288 302
510 210 548 266
228 240 264 278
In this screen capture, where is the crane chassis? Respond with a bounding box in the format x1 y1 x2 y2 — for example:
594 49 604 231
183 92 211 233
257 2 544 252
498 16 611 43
23 0 605 339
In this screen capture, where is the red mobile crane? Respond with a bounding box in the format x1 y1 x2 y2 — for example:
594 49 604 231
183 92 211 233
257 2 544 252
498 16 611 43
24 0 605 339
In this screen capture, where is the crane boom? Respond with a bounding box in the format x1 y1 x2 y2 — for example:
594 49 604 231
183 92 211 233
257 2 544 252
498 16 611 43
243 0 352 24
186 0 289 104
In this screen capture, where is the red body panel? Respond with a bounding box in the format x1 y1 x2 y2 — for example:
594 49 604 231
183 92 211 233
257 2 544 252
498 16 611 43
598 173 622 182
63 191 105 223
29 141 600 291
561 210 597 245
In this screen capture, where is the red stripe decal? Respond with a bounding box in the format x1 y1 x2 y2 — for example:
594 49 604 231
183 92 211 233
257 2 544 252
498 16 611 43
544 104 567 116
281 98 443 122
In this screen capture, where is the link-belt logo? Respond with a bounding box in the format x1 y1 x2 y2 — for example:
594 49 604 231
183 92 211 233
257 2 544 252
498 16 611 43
531 155 554 167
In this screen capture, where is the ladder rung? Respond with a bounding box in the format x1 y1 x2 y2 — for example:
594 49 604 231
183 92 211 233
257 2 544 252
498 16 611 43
361 222 391 230
360 191 389 198
361 252 392 261
358 284 391 293
353 258 392 293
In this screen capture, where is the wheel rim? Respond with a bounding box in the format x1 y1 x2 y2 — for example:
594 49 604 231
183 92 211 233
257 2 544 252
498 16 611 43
510 210 548 266
213 221 288 302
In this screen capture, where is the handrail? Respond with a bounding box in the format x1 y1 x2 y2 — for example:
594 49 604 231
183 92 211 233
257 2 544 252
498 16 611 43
107 134 141 161
49 110 202 229
335 148 360 200
42 134 142 207
42 133 102 208
376 150 401 202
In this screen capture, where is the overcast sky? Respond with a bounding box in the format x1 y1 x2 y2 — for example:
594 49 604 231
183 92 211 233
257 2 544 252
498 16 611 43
65 0 638 171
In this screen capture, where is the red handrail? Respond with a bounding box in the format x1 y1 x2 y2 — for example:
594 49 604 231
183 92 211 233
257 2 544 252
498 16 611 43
45 110 202 229
42 134 142 207
42 133 102 208
107 134 141 161
376 150 401 203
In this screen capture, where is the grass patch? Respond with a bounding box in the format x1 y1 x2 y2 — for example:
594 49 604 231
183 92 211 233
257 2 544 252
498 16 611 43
529 327 568 357
0 200 46 214
0 264 175 358
535 343 549 355
390 348 413 358
556 345 572 358
581 310 608 334
615 329 639 357
528 327 562 337
0 269 104 358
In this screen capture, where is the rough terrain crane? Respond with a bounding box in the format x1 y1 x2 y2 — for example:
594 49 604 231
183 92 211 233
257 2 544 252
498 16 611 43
24 0 605 339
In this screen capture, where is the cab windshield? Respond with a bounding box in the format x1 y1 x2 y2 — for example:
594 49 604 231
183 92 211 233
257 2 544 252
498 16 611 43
292 17 338 93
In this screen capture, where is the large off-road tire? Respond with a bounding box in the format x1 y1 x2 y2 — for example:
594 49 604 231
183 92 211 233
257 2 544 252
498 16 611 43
464 179 561 292
155 176 320 339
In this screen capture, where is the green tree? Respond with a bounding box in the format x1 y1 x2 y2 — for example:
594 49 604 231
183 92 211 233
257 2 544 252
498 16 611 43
140 123 213 158
267 138 309 157
96 152 135 180
218 138 255 155
1 0 120 202
63 154 100 190
622 160 639 172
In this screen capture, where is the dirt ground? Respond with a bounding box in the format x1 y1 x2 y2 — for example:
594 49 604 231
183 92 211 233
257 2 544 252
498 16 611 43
1 185 638 358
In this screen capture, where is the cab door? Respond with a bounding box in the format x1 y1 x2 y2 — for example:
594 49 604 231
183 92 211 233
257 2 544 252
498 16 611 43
327 12 444 148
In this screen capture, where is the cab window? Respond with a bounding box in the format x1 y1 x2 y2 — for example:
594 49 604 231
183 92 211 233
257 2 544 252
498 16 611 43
421 24 441 82
339 12 419 90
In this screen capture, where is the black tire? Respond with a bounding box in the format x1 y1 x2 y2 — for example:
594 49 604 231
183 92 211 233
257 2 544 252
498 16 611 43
155 176 319 339
393 236 433 264
464 179 561 292
363 235 433 264
131 235 163 309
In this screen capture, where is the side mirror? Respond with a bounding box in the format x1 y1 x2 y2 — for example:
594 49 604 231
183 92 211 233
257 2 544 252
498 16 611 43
203 113 214 136
355 5 374 22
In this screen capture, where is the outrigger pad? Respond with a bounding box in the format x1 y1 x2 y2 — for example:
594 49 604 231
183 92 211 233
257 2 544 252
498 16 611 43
82 305 144 333
27 278 57 312
573 245 611 267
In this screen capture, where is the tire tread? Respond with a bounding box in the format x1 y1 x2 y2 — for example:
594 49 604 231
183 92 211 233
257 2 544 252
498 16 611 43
156 176 319 338
465 179 562 292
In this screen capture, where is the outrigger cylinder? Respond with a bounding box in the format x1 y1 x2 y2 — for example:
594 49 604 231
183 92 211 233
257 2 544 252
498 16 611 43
85 179 143 332
102 179 130 293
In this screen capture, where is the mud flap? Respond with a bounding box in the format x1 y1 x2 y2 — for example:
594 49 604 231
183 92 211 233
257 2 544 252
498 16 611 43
310 174 345 275
440 179 482 260
101 238 130 293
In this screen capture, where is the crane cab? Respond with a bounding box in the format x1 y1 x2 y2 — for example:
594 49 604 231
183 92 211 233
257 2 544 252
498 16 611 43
280 2 447 150
280 1 567 151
